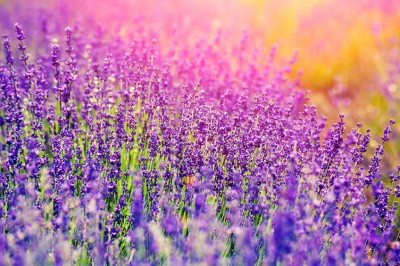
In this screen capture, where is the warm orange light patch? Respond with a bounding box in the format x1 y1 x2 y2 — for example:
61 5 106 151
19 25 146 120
183 175 196 187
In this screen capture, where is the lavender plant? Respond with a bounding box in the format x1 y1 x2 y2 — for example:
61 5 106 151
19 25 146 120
0 18 399 266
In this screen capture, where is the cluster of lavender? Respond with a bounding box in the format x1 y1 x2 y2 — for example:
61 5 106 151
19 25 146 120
0 21 400 265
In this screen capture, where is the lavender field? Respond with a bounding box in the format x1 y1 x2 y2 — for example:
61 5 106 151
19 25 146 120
1 1 400 265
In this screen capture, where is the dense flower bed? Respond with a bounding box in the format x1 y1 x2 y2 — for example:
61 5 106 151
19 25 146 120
0 18 400 265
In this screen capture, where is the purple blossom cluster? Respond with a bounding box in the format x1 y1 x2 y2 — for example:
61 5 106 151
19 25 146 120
0 19 400 265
